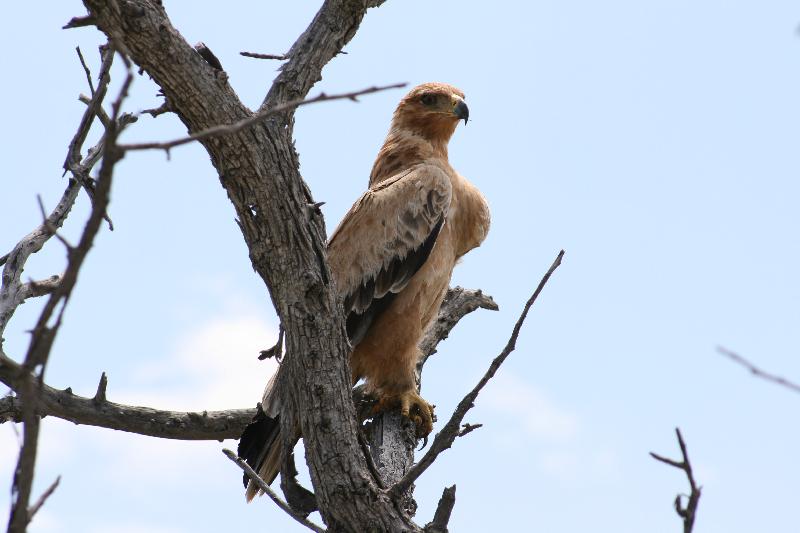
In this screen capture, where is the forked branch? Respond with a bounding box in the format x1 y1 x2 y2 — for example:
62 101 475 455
5 47 131 532
391 250 564 498
650 428 701 533
117 84 406 154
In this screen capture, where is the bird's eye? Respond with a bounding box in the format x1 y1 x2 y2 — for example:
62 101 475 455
420 93 436 106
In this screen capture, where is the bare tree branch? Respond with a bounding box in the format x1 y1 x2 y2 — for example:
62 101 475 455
116 83 405 154
717 346 800 394
92 372 108 404
390 250 565 498
0 181 80 342
222 449 325 533
18 276 63 301
75 47 97 95
425 485 456 533
418 287 498 376
6 50 130 533
0 394 22 423
362 286 499 514
80 1 418 528
64 1 499 530
27 476 60 522
63 45 114 175
0 281 494 442
240 51 288 61
63 15 96 30
0 46 122 358
650 428 701 533
0 359 255 439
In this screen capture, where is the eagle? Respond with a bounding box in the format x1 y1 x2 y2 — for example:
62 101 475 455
239 82 490 501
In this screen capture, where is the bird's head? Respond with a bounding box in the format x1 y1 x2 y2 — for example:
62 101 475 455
391 82 469 144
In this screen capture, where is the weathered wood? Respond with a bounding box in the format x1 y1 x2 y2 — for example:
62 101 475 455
0 368 254 440
367 287 499 515
83 0 411 530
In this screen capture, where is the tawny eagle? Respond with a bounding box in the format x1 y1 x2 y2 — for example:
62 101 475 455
240 82 490 501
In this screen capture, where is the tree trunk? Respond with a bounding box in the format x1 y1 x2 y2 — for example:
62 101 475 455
83 0 417 530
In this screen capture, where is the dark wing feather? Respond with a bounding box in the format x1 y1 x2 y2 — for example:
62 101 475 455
238 408 280 487
345 215 443 345
328 165 452 346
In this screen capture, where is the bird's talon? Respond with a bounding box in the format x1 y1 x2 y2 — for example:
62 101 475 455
373 390 435 438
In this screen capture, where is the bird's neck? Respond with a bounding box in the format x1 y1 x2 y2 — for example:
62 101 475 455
369 128 451 187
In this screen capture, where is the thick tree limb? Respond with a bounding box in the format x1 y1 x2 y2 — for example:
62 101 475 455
0 282 492 442
260 0 387 111
18 276 63 301
391 250 565 498
0 360 254 440
20 1 533 530
650 428 701 533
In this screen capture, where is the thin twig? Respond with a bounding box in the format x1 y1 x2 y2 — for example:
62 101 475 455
27 476 61 521
36 196 74 251
717 346 800 394
650 428 701 533
457 423 482 437
240 51 288 60
78 94 111 127
66 45 121 232
63 15 95 30
222 449 325 533
117 83 406 154
63 44 114 174
92 372 108 404
390 250 565 498
6 50 130 533
75 46 96 95
141 101 171 118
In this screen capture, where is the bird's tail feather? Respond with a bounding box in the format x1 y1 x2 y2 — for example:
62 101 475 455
239 374 282 502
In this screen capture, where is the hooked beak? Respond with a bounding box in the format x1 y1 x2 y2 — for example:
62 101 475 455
453 99 469 125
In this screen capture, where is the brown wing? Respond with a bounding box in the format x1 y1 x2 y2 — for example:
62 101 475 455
328 164 452 345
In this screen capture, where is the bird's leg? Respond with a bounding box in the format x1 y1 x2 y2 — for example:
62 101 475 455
372 390 435 438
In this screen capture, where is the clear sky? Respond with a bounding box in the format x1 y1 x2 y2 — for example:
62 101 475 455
2 2 800 532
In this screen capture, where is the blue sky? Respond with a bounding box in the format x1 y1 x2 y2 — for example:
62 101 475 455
2 2 800 532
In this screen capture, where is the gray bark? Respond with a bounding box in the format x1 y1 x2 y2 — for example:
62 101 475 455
83 0 413 530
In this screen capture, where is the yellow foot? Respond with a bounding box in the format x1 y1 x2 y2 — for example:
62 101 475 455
372 390 436 438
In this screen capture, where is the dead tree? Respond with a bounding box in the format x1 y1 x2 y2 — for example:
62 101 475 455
1 2 565 532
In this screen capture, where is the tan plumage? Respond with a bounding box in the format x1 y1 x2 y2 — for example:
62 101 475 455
241 82 490 501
